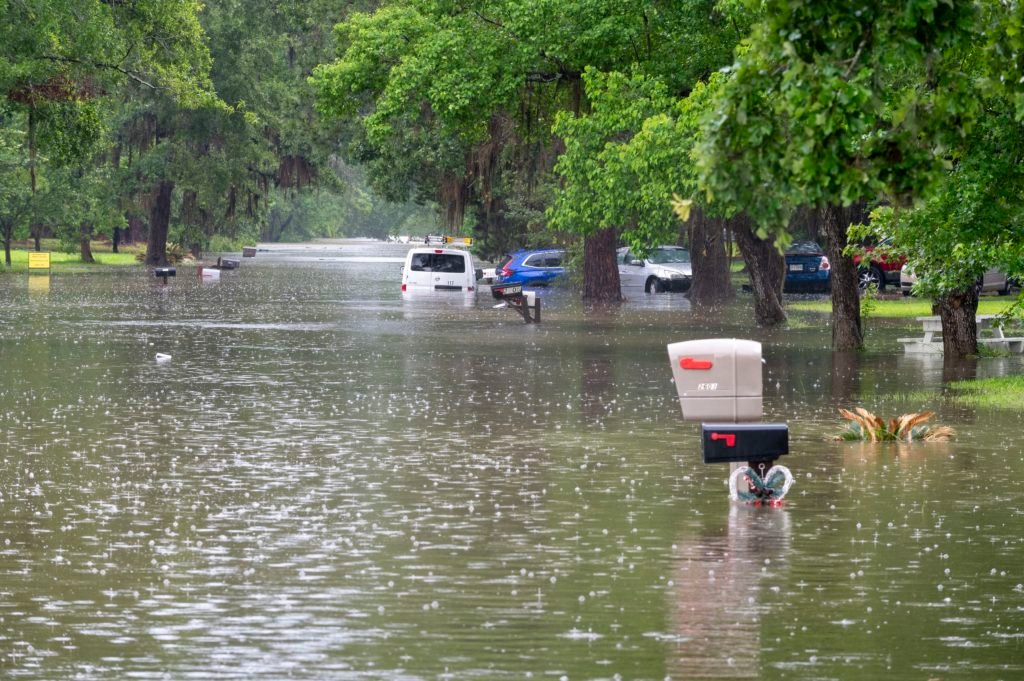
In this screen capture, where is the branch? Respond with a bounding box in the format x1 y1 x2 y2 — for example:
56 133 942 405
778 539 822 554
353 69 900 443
37 54 161 90
469 9 524 43
842 31 870 80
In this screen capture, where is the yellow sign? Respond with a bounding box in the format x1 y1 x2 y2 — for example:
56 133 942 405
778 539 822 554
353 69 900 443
444 236 473 245
28 252 51 271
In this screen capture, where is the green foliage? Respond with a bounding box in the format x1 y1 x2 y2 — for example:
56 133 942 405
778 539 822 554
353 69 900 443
851 93 1024 301
0 0 219 108
50 164 126 238
0 121 32 262
312 0 750 246
549 70 727 255
549 70 676 247
859 281 879 323
698 0 992 244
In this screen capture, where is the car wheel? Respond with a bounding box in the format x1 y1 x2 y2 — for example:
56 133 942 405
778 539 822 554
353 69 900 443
647 277 664 293
858 266 884 292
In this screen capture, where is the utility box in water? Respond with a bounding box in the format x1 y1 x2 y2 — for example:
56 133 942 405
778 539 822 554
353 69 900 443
666 338 762 422
700 423 788 464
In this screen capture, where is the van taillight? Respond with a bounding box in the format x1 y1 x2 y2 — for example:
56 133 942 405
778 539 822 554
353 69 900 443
401 283 407 292
820 256 830 270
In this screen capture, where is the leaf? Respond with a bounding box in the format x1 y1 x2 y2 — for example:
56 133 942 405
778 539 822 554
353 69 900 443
671 195 693 222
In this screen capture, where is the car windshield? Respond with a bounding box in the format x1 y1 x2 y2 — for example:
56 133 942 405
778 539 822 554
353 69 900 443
410 253 466 273
648 248 690 264
786 241 823 255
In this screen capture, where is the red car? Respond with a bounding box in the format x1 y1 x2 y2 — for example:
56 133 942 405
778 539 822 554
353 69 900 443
852 238 904 291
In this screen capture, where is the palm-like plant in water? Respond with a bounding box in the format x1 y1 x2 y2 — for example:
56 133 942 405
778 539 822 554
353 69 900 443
833 407 955 442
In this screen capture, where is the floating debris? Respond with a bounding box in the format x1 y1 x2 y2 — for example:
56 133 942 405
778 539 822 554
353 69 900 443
155 353 172 363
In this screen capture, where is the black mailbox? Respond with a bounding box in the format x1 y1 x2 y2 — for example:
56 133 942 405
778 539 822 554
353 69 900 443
491 282 523 300
154 267 176 284
701 423 788 464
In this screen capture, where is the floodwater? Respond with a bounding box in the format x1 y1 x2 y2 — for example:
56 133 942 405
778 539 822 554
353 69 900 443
1 240 1022 680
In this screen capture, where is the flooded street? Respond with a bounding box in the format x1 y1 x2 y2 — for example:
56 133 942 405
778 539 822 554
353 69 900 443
2 240 1023 679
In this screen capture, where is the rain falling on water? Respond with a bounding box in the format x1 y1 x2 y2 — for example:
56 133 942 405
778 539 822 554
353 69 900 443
1 240 1023 679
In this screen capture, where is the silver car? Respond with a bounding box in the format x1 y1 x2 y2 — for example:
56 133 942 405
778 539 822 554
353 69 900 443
617 246 692 293
900 264 1016 296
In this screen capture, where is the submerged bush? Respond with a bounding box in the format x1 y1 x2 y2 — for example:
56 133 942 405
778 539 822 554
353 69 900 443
833 407 955 442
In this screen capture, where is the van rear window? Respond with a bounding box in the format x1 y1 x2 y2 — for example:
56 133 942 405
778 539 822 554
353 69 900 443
410 253 466 273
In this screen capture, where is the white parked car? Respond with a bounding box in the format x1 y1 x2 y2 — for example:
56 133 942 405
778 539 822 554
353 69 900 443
401 247 481 293
900 264 1016 296
617 246 693 293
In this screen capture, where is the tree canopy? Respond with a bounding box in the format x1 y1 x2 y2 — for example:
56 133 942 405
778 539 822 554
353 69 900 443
1 0 1021 356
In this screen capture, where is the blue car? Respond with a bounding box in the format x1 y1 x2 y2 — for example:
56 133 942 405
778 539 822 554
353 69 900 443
494 248 566 287
784 241 831 293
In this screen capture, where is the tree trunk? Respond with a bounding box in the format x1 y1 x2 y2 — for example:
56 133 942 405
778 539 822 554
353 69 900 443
79 221 95 263
112 227 120 253
821 203 863 350
181 189 202 258
1 220 11 266
731 214 785 326
582 226 623 303
127 213 145 243
687 207 734 308
32 223 42 251
936 287 979 358
146 180 174 267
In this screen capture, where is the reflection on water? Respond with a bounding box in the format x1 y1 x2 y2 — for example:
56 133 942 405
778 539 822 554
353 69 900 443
670 507 791 678
27 275 50 295
1 240 1023 679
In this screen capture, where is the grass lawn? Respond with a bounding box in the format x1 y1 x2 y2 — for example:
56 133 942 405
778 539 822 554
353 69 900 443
788 295 1023 318
1 241 144 274
945 375 1024 409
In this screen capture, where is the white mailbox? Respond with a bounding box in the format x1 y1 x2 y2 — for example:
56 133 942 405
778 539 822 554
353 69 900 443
666 338 762 422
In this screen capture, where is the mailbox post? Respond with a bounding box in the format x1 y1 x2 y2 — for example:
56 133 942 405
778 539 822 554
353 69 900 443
491 283 541 323
667 338 793 504
154 267 176 285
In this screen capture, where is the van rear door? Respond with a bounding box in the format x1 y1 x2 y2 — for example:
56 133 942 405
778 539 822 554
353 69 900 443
403 249 475 291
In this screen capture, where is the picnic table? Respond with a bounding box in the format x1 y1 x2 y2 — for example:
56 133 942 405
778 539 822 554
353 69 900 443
899 315 1024 354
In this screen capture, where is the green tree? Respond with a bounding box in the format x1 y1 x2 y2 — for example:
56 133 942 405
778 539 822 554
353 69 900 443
313 1 745 299
0 119 31 266
549 70 676 301
697 0 987 349
854 93 1024 356
118 0 353 265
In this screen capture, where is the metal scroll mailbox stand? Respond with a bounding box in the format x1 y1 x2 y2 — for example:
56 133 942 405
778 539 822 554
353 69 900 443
667 339 793 506
491 283 541 324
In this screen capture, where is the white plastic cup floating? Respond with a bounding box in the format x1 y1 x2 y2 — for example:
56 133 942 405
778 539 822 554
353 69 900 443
155 353 172 363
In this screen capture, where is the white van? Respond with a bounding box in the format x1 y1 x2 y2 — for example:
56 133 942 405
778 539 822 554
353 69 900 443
401 247 481 293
